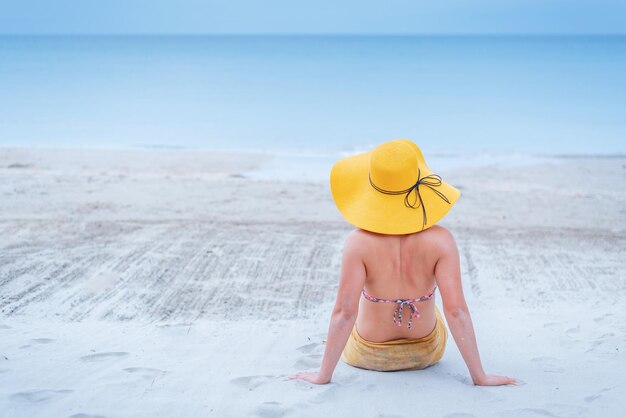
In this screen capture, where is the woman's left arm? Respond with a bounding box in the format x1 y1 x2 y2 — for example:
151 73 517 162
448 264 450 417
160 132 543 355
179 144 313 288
288 232 366 384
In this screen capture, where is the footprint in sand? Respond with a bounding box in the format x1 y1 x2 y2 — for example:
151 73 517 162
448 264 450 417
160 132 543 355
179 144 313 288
531 356 565 373
123 367 167 379
253 400 293 417
543 403 588 417
447 372 473 385
501 404 587 418
80 352 129 362
363 383 376 392
333 372 360 385
378 415 409 418
584 386 614 403
585 337 619 360
500 408 563 418
9 389 73 403
593 313 614 324
296 342 323 354
155 322 194 329
31 338 55 344
68 414 107 418
293 354 322 369
230 375 276 391
306 385 341 404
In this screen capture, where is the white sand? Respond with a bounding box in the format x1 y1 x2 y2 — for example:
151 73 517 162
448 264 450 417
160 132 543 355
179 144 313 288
0 147 624 417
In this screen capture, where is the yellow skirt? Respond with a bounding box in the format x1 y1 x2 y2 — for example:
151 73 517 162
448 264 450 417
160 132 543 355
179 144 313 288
341 305 448 372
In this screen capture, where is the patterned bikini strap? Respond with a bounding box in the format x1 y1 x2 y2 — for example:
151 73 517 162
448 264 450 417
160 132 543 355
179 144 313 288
361 286 437 330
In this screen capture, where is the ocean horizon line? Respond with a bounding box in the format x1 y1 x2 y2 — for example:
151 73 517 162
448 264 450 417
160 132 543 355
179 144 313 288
1 144 623 160
1 33 625 38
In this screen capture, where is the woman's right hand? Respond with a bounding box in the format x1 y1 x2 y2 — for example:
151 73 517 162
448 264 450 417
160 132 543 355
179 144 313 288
473 374 518 386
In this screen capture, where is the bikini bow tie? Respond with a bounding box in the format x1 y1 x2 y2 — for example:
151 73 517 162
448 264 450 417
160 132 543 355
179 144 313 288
394 301 420 329
369 168 451 231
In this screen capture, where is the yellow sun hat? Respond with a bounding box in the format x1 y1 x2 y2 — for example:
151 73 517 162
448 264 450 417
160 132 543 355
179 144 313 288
330 139 461 234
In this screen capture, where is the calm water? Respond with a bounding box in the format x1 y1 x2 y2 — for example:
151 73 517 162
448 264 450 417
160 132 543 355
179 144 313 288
0 35 625 155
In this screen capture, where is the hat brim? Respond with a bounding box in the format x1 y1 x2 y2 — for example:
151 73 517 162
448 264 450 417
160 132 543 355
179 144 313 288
330 150 461 235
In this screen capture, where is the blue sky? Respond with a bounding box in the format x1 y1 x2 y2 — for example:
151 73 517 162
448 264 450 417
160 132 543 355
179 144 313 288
1 0 625 34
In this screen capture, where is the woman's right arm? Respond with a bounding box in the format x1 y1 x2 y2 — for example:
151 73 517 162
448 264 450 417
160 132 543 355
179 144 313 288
433 227 517 386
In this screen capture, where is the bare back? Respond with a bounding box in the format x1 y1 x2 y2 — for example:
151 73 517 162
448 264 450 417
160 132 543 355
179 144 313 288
354 226 446 342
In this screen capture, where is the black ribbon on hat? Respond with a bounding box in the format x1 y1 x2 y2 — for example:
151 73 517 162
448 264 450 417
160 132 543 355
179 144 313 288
369 168 451 230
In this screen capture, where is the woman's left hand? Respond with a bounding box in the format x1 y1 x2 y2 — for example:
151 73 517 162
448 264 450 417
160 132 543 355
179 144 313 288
287 371 331 385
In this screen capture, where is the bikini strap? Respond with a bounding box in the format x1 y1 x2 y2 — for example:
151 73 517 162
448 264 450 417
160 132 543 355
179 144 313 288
361 285 437 329
361 285 437 303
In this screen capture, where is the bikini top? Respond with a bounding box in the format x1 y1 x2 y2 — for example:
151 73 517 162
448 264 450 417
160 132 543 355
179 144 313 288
361 285 437 330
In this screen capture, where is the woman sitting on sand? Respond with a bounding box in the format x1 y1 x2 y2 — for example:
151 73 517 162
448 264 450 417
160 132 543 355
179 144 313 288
288 139 517 386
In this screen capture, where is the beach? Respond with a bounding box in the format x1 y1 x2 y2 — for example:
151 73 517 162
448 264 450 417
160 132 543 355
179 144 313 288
0 147 624 418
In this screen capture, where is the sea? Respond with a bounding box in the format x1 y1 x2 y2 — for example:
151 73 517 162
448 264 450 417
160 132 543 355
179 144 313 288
0 35 624 178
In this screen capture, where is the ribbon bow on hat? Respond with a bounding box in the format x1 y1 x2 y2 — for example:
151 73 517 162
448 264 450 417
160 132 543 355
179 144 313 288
369 168 451 231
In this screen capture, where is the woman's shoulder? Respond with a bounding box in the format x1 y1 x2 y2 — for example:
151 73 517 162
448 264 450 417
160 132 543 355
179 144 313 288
420 224 454 239
342 229 381 253
344 228 371 247
415 225 458 253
